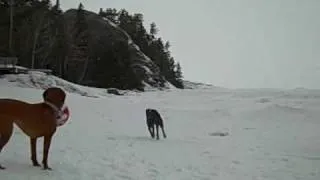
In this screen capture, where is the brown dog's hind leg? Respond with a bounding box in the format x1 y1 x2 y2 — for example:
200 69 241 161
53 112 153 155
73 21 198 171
0 120 13 170
30 137 40 167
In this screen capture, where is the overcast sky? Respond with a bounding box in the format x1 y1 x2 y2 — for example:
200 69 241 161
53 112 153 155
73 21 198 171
60 0 320 89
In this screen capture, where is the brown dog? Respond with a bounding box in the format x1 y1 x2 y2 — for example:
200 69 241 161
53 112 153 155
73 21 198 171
0 87 67 170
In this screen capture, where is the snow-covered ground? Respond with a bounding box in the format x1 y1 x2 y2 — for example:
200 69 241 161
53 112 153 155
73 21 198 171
0 71 145 98
0 74 319 180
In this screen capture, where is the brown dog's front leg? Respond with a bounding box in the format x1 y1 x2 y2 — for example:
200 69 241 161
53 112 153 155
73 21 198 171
30 137 40 167
0 122 14 170
42 134 53 170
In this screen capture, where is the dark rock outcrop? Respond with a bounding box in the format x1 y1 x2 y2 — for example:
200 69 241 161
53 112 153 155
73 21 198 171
63 9 168 90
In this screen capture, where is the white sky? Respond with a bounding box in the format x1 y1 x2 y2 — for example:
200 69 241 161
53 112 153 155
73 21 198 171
60 0 320 89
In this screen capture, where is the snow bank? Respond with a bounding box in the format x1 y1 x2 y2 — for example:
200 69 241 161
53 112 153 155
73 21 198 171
183 80 215 89
0 71 124 98
0 71 179 98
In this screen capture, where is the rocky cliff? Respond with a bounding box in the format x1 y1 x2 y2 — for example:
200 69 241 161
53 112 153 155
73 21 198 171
63 9 169 90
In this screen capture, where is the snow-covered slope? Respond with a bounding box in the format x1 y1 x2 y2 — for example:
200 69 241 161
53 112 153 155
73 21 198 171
183 80 216 89
0 71 161 98
0 78 319 180
1 72 107 98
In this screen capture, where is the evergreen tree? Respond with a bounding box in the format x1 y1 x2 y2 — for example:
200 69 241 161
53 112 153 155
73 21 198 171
50 5 67 78
173 62 184 88
175 62 183 79
74 3 88 38
118 9 130 29
105 8 118 24
99 8 103 15
150 22 158 36
68 3 90 83
164 41 169 49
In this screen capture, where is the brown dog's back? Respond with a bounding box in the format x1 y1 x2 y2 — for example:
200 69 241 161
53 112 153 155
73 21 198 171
0 99 57 138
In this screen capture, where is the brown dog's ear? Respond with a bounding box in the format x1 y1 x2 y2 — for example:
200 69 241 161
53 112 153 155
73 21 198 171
43 89 49 100
43 87 66 109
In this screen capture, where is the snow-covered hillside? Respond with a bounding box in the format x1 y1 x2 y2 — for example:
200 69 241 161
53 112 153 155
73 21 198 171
0 71 164 98
0 74 319 180
183 80 216 89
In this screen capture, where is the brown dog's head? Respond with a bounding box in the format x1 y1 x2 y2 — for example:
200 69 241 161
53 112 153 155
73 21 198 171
42 87 66 110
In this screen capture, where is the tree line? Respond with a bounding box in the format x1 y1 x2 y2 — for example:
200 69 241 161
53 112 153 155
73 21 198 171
0 1 184 90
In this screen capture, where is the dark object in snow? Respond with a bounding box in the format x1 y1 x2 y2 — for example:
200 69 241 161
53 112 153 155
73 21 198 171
209 132 229 137
107 88 122 95
146 108 167 140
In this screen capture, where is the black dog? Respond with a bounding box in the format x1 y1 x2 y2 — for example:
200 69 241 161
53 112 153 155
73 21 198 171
146 108 167 140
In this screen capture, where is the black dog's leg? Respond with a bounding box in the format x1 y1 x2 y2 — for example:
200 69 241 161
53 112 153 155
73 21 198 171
156 125 160 140
152 127 155 138
161 125 167 138
148 126 155 138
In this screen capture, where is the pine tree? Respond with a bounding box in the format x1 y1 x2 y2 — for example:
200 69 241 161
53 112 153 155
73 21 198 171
50 5 66 78
175 62 183 79
105 8 118 24
74 3 88 38
165 41 170 51
30 0 53 68
150 22 158 36
118 9 130 29
99 8 103 15
68 3 90 83
173 62 184 88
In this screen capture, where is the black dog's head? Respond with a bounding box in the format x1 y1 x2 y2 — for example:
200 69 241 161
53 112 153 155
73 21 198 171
146 108 154 114
146 108 158 119
145 108 162 123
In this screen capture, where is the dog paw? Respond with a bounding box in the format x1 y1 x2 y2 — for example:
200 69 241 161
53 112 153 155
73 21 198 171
42 166 52 171
42 167 52 171
32 162 41 167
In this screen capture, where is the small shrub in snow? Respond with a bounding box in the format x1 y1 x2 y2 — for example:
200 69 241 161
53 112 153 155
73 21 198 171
107 88 123 95
209 132 229 137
